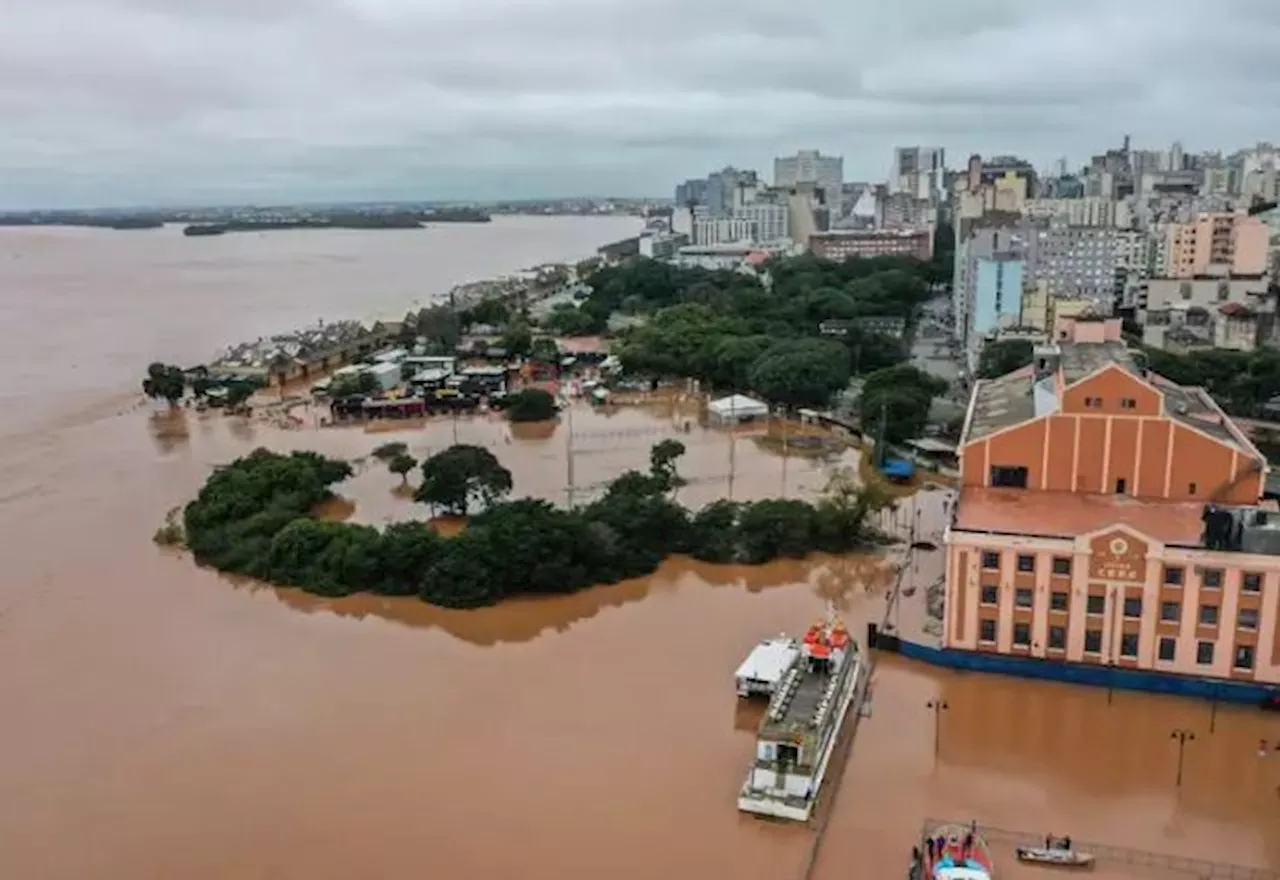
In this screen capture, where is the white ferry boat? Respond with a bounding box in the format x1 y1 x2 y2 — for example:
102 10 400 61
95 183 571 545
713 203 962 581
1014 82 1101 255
736 612 864 821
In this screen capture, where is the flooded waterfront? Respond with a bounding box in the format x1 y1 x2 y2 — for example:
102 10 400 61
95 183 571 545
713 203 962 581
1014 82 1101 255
1 221 1278 879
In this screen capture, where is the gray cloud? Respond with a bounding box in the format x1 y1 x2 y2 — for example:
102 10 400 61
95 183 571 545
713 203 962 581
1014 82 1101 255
1 0 1278 207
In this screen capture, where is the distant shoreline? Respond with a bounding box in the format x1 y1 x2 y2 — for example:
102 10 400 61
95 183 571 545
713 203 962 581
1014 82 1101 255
183 210 492 236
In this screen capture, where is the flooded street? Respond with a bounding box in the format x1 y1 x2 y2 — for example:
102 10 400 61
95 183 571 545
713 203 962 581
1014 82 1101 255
0 220 1277 879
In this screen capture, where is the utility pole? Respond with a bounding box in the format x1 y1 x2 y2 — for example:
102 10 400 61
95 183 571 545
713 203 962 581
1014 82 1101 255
727 397 737 500
565 402 576 510
927 700 949 763
1170 729 1195 788
780 412 789 498
876 397 888 470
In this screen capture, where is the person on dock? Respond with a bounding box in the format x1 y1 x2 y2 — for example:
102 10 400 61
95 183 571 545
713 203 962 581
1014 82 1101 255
962 830 973 857
926 838 935 862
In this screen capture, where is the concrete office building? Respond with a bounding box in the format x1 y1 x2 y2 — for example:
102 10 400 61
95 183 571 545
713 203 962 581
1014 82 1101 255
891 146 946 200
774 150 843 204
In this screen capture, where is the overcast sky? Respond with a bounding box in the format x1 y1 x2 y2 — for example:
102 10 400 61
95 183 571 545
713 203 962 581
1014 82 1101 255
2 0 1278 209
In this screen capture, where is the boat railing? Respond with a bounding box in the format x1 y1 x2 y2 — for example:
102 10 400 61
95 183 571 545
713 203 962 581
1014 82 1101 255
920 819 1280 880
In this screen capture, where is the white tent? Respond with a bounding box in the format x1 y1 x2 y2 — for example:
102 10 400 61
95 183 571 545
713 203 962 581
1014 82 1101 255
707 393 769 425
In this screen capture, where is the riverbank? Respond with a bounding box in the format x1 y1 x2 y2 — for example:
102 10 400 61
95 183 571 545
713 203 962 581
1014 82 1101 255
183 209 490 236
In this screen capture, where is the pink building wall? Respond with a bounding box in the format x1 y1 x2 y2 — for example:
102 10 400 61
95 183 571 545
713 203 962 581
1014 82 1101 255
1232 216 1270 275
1167 214 1269 277
945 529 1280 685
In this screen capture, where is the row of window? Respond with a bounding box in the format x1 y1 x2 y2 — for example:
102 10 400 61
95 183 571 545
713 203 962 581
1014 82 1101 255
979 552 1265 593
976 619 1258 669
981 552 1073 574
977 586 1261 629
1082 396 1138 409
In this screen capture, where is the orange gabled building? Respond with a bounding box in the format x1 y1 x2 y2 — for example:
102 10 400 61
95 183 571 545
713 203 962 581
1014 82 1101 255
944 316 1280 696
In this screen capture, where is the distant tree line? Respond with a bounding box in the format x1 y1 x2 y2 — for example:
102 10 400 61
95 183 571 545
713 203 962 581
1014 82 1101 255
142 362 261 408
179 443 893 609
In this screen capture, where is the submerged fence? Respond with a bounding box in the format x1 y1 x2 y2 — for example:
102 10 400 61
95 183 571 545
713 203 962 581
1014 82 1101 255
921 819 1280 880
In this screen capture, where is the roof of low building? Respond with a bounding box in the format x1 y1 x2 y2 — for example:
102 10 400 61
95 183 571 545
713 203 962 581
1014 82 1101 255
954 487 1205 545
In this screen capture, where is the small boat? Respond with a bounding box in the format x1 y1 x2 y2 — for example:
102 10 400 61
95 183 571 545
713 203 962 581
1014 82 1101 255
1016 846 1095 868
922 823 995 880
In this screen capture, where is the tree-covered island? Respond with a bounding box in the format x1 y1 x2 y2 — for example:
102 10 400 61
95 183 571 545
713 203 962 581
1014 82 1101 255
176 443 893 608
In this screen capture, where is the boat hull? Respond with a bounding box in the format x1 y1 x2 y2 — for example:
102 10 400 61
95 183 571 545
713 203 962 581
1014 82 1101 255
1016 847 1095 868
923 823 995 880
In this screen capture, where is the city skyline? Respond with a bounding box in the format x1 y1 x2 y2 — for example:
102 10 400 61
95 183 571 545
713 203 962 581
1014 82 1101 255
3 0 1280 209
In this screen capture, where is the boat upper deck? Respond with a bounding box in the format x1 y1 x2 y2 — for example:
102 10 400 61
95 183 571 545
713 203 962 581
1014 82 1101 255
759 651 858 743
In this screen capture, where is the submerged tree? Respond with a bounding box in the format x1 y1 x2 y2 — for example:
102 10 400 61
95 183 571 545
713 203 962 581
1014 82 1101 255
505 388 558 423
414 444 514 515
371 442 408 462
388 452 417 484
142 362 186 407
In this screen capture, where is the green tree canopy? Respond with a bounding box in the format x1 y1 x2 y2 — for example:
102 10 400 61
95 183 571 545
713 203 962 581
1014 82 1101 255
505 388 559 422
330 371 379 398
414 444 513 515
978 339 1034 379
529 336 561 365
143 362 186 406
371 441 408 462
859 365 948 446
595 254 931 406
412 304 462 353
388 452 417 483
747 339 851 409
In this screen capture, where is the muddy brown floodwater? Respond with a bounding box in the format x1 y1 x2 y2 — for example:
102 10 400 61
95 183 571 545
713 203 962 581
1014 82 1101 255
1 222 1278 879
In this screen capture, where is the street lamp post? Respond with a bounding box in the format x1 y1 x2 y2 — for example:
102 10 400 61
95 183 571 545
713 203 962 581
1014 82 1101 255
927 700 949 762
1208 683 1219 734
1170 729 1196 788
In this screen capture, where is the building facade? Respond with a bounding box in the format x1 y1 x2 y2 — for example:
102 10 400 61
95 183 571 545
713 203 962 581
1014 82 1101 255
692 212 756 246
1164 213 1269 277
774 150 843 203
808 228 931 262
1035 226 1144 301
733 200 790 244
1024 197 1133 229
955 221 1038 367
945 317 1280 687
891 146 946 200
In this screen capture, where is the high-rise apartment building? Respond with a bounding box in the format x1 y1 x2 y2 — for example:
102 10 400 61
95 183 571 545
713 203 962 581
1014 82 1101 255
954 221 1038 367
1164 213 1269 278
774 150 843 204
946 316 1279 691
1035 227 1145 301
891 146 945 200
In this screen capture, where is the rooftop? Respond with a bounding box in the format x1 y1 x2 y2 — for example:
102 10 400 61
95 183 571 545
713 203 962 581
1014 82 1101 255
964 342 1251 452
953 487 1205 545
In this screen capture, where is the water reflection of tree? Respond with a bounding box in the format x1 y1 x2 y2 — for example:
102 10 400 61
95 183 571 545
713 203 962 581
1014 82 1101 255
226 415 256 444
147 410 189 454
809 552 898 612
251 553 818 647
